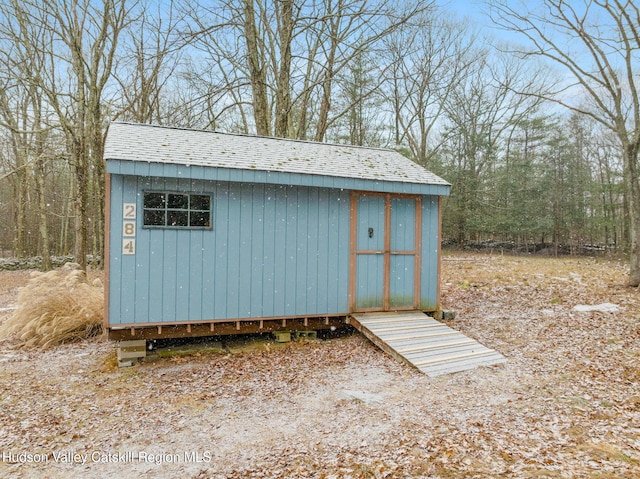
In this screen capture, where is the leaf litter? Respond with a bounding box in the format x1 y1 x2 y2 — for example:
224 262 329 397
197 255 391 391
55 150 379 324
0 253 638 478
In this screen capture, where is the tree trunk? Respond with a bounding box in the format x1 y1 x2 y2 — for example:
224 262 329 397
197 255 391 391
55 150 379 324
242 0 270 136
31 91 52 271
34 161 51 270
626 142 640 286
93 139 105 267
315 70 333 142
274 0 293 138
13 163 28 257
315 11 339 143
33 138 51 270
74 174 88 271
59 174 73 256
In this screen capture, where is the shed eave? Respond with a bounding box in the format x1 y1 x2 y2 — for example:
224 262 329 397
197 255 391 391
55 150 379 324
105 158 451 196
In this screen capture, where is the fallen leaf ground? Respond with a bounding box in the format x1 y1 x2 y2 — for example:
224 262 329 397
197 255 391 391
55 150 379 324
0 252 638 478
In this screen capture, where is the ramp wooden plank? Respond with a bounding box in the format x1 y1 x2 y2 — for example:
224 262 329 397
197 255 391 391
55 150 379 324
423 352 507 376
369 324 444 334
396 339 476 354
349 311 506 377
385 331 459 342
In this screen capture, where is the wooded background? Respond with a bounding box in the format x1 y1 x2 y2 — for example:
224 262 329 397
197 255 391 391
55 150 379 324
0 0 637 272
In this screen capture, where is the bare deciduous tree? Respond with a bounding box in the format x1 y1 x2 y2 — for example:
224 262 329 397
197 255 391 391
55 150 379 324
489 0 640 285
384 12 475 166
1 0 132 269
0 2 56 267
440 49 545 244
115 0 185 125
182 0 429 140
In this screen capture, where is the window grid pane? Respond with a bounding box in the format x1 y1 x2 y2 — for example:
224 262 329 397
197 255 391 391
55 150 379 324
143 192 212 229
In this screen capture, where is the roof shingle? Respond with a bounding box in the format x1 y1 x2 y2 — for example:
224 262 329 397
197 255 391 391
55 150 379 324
104 122 450 187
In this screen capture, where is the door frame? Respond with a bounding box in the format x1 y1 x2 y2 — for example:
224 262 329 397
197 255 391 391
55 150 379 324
349 191 422 312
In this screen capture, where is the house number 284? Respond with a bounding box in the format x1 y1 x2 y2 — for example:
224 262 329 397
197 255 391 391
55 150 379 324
122 203 136 255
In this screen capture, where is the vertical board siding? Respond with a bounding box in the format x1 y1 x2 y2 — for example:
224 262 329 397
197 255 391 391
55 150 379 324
317 190 330 313
326 191 342 313
108 175 124 324
306 188 320 313
108 177 350 325
119 175 138 323
249 183 264 317
188 227 205 320
261 185 277 317
294 188 308 312
420 196 440 310
273 186 288 315
218 187 237 319
284 188 298 314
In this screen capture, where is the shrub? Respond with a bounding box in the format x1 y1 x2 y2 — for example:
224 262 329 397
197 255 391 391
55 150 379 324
0 263 103 348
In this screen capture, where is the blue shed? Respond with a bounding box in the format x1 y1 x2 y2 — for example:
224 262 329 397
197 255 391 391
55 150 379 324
103 122 450 341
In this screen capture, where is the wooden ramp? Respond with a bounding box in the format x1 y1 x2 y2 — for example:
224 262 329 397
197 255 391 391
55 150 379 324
348 311 506 377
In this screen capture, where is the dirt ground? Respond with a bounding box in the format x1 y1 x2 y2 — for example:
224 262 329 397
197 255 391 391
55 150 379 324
0 253 639 478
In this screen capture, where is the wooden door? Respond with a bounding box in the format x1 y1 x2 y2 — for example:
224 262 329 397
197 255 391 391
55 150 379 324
350 193 421 311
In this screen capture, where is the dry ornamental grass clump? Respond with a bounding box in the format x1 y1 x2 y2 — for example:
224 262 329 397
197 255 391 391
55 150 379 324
0 263 103 348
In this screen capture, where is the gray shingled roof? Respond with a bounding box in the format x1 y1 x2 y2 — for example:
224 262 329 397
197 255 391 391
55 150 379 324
104 122 449 187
